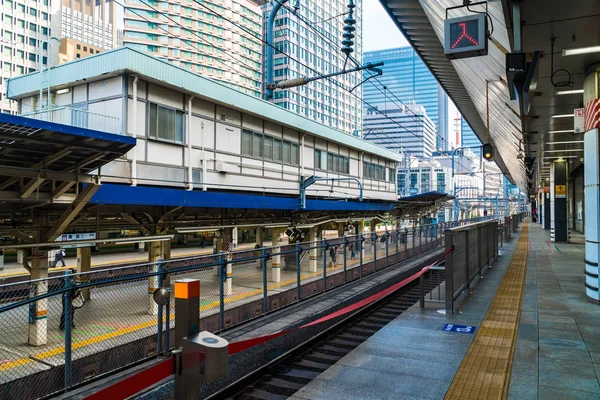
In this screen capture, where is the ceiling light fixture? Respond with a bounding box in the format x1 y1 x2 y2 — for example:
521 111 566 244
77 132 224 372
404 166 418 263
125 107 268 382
543 156 579 159
548 129 575 134
546 140 584 145
544 149 584 153
551 114 574 119
563 45 600 56
56 88 71 95
555 89 584 95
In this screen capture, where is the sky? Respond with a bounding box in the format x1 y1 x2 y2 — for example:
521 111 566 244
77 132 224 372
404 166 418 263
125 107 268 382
362 0 460 147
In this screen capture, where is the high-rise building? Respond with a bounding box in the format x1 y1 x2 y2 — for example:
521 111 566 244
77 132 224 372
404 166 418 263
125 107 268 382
0 0 53 114
362 103 436 158
461 116 481 153
119 0 263 97
55 0 117 52
363 47 449 150
262 0 362 135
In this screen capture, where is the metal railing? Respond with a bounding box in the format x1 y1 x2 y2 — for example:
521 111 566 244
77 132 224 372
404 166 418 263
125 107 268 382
0 216 494 398
20 106 121 134
418 212 527 315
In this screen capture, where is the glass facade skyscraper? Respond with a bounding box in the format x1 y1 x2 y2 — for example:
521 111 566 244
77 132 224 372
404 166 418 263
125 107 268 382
262 0 362 135
461 116 481 154
363 46 448 151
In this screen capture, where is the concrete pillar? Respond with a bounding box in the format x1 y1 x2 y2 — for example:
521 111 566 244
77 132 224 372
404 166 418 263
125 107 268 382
271 228 282 282
222 228 233 296
148 240 165 315
17 250 23 265
77 247 92 301
309 227 318 273
543 186 551 230
584 128 600 303
28 248 48 346
232 227 238 249
550 161 569 242
255 227 263 269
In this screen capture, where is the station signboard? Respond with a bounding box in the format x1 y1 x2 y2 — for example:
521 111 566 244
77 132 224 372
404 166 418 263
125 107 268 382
55 232 97 248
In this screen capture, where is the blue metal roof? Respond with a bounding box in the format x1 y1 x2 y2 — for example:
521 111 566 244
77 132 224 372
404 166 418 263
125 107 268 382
0 113 135 173
90 184 396 212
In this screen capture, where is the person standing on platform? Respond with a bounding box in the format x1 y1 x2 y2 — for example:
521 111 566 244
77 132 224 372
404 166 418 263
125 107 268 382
348 242 356 260
59 270 83 331
53 248 66 268
329 245 337 267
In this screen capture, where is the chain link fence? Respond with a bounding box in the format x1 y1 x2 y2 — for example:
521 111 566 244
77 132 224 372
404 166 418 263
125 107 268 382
0 217 503 398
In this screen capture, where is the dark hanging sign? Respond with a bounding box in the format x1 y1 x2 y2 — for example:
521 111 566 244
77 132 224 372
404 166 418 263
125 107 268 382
444 13 488 60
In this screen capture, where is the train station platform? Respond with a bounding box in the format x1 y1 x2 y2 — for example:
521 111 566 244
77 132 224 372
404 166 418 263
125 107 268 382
290 222 600 400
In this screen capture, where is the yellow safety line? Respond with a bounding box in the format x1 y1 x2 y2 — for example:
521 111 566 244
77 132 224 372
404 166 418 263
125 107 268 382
445 222 529 400
0 260 357 372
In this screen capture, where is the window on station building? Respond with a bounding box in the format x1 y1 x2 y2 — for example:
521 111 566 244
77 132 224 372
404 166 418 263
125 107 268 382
148 103 185 144
389 168 396 183
363 162 386 181
242 129 299 166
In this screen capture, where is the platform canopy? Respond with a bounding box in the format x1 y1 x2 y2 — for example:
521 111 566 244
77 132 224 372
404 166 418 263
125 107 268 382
395 191 454 218
0 113 135 205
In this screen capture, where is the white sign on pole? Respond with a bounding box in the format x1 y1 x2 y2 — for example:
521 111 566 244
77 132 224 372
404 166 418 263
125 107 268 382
574 108 585 133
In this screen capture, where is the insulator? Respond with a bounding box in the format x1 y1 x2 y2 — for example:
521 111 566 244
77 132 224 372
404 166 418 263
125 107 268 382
344 25 356 33
341 47 353 55
344 16 356 25
342 39 354 47
343 32 355 40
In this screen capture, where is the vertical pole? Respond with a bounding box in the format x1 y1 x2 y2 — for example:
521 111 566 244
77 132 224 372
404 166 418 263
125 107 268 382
271 228 281 283
309 227 318 273
64 270 73 390
359 233 363 278
255 227 263 268
419 273 425 309
76 247 91 300
373 231 377 267
385 232 389 267
218 251 225 330
295 242 301 301
343 235 347 283
29 248 49 346
404 228 408 255
156 261 164 354
164 288 170 355
322 239 327 290
173 279 200 400
395 229 399 260
262 247 267 313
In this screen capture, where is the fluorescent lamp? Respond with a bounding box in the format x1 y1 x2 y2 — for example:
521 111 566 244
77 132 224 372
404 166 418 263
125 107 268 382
563 45 600 56
546 140 584 145
56 88 71 94
175 227 220 233
548 129 574 134
556 89 584 95
544 149 583 153
551 114 574 119
543 156 579 159
265 223 289 229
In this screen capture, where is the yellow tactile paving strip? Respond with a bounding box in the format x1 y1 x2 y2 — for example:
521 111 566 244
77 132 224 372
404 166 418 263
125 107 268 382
445 222 529 400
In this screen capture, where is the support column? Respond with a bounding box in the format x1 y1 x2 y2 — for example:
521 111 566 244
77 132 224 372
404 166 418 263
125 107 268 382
222 228 233 296
255 227 263 268
232 227 238 249
550 161 569 242
28 248 48 346
271 228 282 282
309 227 318 273
584 128 600 303
76 247 92 300
148 240 165 315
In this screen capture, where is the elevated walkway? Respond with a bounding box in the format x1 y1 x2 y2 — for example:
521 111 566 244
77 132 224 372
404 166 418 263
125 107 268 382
290 222 600 399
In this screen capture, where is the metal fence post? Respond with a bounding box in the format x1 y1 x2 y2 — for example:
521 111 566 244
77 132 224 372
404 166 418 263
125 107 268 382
321 239 327 290
372 231 377 267
295 242 301 300
164 287 171 355
343 235 347 284
218 251 225 330
419 227 423 253
64 270 73 390
412 228 416 255
261 247 267 313
156 260 165 354
385 232 389 267
359 233 363 278
445 231 455 315
395 229 399 259
405 228 408 255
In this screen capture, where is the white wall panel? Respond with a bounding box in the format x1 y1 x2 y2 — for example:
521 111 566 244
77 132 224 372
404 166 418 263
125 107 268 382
147 141 183 166
127 77 147 99
73 84 86 103
55 92 72 106
303 147 314 169
216 105 241 125
148 84 183 109
264 120 282 137
135 138 146 162
89 76 123 100
190 116 215 149
215 123 241 153
88 98 122 121
192 98 213 118
283 127 299 142
242 114 262 131
126 99 146 137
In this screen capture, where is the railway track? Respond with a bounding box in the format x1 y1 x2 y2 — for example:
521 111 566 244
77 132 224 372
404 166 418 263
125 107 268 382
207 268 445 400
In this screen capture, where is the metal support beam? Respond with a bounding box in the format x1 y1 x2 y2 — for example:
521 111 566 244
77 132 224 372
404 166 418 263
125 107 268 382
0 147 73 190
52 181 76 199
0 166 95 184
46 182 100 242
120 213 152 236
20 178 46 199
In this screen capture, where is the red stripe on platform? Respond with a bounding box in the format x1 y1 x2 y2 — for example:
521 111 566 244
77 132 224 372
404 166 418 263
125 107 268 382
85 358 174 400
